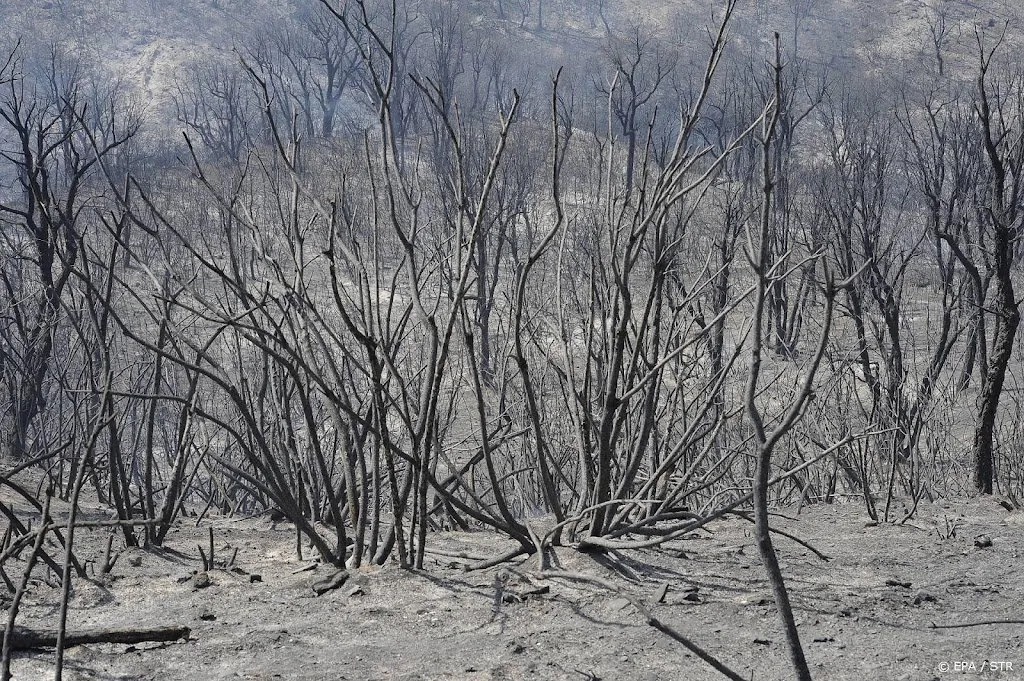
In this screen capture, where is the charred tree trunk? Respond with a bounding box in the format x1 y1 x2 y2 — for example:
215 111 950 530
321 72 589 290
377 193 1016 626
971 40 1024 495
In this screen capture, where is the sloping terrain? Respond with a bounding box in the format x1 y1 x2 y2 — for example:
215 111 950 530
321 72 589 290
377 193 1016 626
2 0 1021 130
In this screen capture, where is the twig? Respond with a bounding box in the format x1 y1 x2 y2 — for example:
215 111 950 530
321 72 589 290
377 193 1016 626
577 433 859 552
423 547 490 562
728 511 831 561
465 547 530 572
64 519 165 529
57 409 105 681
930 619 1024 629
2 493 51 681
0 518 161 569
535 570 747 681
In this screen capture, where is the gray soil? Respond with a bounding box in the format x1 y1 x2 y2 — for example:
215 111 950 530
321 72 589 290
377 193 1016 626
6 496 1024 680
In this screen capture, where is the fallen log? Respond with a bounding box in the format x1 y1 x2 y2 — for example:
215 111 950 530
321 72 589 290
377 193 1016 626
4 624 191 650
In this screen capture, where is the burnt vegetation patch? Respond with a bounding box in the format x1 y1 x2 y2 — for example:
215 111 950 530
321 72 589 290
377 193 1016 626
1 0 1024 678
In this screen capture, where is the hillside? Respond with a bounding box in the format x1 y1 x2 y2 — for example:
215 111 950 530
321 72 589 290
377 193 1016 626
1 0 1020 136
